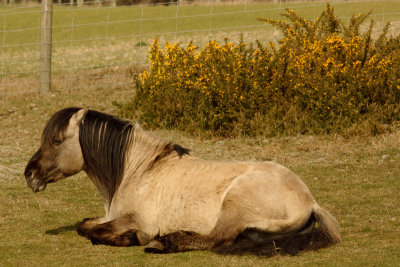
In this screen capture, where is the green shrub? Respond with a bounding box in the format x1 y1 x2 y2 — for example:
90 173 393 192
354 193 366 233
118 5 400 137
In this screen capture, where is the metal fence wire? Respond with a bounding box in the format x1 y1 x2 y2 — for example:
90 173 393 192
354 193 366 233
1 0 400 95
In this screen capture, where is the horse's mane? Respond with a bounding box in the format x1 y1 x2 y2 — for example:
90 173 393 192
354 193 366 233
79 109 133 203
78 109 189 204
124 125 190 180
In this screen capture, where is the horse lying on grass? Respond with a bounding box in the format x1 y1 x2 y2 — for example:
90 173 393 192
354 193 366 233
24 107 341 255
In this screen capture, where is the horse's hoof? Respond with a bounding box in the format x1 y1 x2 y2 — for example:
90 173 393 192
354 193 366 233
144 240 166 254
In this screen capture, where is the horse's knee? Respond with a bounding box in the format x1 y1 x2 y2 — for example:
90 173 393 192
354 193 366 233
77 217 102 237
77 220 89 237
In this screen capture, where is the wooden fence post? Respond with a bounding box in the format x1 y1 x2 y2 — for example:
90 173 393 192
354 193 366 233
40 0 52 94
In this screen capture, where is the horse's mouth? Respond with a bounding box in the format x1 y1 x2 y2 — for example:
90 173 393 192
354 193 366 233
28 169 63 192
31 176 60 192
26 176 48 193
31 181 47 193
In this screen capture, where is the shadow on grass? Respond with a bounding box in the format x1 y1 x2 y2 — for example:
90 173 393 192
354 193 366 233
45 222 79 235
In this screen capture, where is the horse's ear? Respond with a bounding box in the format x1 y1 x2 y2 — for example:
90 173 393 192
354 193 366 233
71 108 88 126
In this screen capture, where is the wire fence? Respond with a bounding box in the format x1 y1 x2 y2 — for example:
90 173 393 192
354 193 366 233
1 0 400 95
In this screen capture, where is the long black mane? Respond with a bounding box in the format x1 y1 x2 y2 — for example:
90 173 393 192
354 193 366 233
79 109 133 203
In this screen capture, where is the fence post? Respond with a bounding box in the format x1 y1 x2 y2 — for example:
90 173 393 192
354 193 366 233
40 0 52 94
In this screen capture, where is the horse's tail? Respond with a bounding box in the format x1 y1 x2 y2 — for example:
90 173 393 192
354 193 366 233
312 204 341 244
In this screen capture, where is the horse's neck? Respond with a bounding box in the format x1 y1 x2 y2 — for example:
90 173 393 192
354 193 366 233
123 128 170 179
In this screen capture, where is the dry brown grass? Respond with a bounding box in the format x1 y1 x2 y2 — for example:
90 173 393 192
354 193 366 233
0 63 146 95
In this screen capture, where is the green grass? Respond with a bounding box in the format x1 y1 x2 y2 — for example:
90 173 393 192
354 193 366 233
1 1 400 79
2 1 400 43
0 85 399 266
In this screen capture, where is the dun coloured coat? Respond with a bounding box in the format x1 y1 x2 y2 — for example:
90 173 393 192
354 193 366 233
24 107 341 255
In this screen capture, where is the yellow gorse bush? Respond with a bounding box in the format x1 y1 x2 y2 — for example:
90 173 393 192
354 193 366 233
121 5 400 137
143 39 253 102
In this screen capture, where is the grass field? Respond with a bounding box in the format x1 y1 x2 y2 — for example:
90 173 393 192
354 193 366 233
0 86 400 266
2 0 400 94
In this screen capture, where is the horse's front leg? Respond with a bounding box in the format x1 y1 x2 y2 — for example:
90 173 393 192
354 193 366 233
77 214 151 247
77 216 107 237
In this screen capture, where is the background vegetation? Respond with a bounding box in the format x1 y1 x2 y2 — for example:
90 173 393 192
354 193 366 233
119 5 400 137
2 1 400 94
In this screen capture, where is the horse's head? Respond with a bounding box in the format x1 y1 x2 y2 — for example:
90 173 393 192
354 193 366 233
24 108 87 192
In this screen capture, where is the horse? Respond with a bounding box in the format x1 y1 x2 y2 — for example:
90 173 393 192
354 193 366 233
24 107 341 255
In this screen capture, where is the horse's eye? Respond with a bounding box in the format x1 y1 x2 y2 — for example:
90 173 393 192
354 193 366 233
53 139 63 146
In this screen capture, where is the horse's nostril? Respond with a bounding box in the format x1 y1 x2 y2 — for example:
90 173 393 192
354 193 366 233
25 170 32 179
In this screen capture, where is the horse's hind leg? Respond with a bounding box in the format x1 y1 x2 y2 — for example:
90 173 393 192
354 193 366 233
78 214 151 247
145 203 245 253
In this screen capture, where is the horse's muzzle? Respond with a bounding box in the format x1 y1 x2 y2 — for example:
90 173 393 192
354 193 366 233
24 166 47 192
25 176 47 193
32 183 47 192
